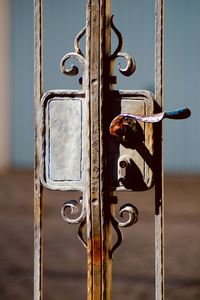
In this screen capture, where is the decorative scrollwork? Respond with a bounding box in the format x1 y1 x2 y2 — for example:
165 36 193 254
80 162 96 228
61 197 87 248
116 203 138 227
61 197 85 225
110 15 136 79
78 217 87 248
74 26 86 57
60 26 86 83
110 215 123 258
110 203 138 257
110 15 123 57
115 52 136 77
60 52 85 76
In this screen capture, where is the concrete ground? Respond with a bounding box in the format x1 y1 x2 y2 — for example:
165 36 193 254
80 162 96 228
0 170 200 299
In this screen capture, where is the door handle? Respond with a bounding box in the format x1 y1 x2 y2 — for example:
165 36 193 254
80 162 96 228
109 107 191 190
110 107 191 142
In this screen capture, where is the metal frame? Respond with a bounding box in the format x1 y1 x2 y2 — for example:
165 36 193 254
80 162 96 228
155 1 164 299
85 2 113 298
34 0 43 299
34 0 165 299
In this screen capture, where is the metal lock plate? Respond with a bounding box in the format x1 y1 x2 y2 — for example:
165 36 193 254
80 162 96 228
41 90 86 191
108 90 154 191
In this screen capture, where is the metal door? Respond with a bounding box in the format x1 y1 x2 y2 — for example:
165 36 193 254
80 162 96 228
34 1 190 299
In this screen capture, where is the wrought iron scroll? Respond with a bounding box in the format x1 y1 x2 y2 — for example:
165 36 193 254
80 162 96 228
58 27 88 248
61 197 87 248
110 202 138 257
110 16 136 79
108 16 139 257
60 26 86 85
59 16 140 254
74 26 86 57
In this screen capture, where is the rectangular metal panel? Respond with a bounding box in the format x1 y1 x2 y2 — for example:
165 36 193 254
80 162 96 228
48 99 82 181
41 90 85 191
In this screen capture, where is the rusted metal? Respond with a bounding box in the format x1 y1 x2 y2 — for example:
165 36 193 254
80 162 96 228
110 107 191 140
108 90 154 191
34 0 43 299
33 1 192 299
85 1 113 299
155 0 165 299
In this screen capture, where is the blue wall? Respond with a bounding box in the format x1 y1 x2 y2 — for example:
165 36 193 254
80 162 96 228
11 0 200 172
11 0 34 167
164 0 200 172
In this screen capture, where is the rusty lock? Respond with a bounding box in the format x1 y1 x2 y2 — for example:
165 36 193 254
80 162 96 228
110 107 191 143
110 107 191 185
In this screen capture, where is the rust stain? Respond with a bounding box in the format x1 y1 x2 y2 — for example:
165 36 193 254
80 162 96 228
92 235 104 266
109 115 127 138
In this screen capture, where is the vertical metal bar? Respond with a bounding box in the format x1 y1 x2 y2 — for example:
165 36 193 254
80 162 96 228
155 0 164 299
86 1 112 299
34 0 43 299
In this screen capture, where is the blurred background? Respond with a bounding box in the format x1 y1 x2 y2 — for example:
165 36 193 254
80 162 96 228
0 0 199 299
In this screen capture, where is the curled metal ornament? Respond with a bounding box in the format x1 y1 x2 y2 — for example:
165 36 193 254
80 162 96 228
60 26 86 80
60 52 85 77
110 15 136 78
110 215 123 258
117 203 138 227
110 15 123 57
61 197 85 225
116 52 136 77
78 217 87 248
110 203 138 257
74 26 86 57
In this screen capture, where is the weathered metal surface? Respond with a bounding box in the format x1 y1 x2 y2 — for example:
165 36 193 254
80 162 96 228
49 100 82 180
110 202 138 257
60 27 86 84
108 90 154 191
109 104 190 193
41 90 86 191
33 1 192 300
110 15 136 83
85 1 113 299
34 0 43 299
155 0 165 299
110 107 191 129
61 196 86 238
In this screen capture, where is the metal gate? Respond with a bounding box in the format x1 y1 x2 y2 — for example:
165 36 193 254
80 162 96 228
34 0 190 299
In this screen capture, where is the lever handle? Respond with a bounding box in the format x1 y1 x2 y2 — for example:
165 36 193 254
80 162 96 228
110 107 191 140
162 107 191 120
